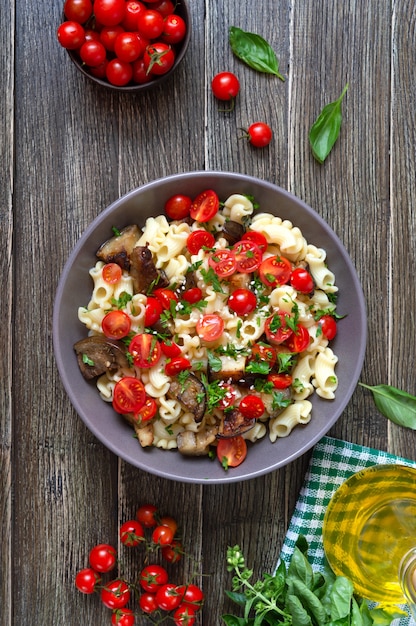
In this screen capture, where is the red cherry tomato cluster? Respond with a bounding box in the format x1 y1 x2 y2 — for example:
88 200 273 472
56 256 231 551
75 504 203 625
57 0 187 87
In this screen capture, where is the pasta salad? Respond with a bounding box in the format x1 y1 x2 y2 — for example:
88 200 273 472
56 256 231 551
74 190 340 469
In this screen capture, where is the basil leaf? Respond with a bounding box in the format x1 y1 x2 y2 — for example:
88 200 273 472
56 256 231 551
229 26 285 81
360 383 416 429
309 84 348 163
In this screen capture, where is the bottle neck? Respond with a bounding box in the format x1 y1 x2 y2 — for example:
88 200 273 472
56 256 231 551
399 548 416 621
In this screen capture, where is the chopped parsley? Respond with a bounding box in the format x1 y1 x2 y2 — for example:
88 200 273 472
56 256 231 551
111 291 132 309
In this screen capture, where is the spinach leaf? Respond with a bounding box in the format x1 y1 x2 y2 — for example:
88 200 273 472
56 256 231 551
229 26 285 80
359 383 416 429
309 84 348 163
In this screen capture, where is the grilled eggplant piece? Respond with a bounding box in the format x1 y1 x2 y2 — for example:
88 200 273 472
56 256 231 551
130 245 169 294
207 354 247 383
177 426 218 456
221 220 246 245
96 224 141 270
167 373 206 422
260 388 292 418
228 272 252 292
74 336 132 380
218 407 255 438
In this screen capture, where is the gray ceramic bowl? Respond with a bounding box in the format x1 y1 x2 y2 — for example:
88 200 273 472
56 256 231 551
53 171 367 484
66 0 191 92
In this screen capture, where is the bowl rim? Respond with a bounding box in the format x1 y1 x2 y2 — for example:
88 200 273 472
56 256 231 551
53 170 367 483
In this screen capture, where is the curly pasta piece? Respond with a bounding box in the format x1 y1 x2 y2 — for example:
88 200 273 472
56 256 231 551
269 400 312 441
313 347 338 399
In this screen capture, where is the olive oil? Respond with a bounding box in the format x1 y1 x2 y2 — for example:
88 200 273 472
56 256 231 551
323 464 416 604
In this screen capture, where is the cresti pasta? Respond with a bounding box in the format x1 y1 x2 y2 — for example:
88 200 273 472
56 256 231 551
76 193 339 461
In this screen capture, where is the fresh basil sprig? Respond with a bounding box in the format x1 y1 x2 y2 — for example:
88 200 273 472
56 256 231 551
309 83 348 163
229 26 285 81
360 383 416 429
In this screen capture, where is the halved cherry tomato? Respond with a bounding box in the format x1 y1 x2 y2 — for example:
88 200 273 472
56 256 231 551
228 288 257 315
286 325 310 353
208 249 237 278
267 373 293 389
161 340 181 358
102 310 131 339
182 287 203 304
250 342 277 367
239 394 265 419
232 240 262 273
264 312 294 345
164 356 192 376
217 382 237 410
164 194 192 220
196 314 224 342
145 296 163 326
154 287 178 310
318 314 337 340
242 230 268 253
190 190 220 222
113 377 146 414
290 267 314 293
102 262 122 284
259 256 292 288
216 436 247 468
129 333 162 368
186 229 215 254
133 396 158 422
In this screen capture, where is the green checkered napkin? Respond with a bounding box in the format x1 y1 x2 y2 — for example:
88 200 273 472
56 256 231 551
280 435 416 624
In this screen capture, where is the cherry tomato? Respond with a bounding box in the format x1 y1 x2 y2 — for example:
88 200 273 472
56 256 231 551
89 543 117 573
89 59 109 78
177 584 204 607
318 314 337 340
286 324 310 353
190 190 220 222
239 394 265 419
111 608 135 626
186 229 215 254
153 287 178 310
232 240 262 273
267 373 293 389
217 382 237 410
139 564 169 592
173 604 197 626
161 340 182 358
242 230 268 253
216 436 247 468
122 1 146 30
164 194 192 220
259 256 292 288
129 333 162 368
112 377 146 414
132 57 153 84
134 396 158 422
150 0 175 17
64 0 93 23
208 249 237 278
228 288 257 315
264 312 294 345
160 515 178 535
290 267 314 293
136 504 158 528
162 14 187 44
102 310 131 339
102 262 123 283
211 71 240 101
143 42 175 75
152 524 174 546
100 25 124 51
182 287 203 304
196 314 224 342
114 31 144 62
101 579 131 609
139 592 159 614
145 296 163 325
57 21 85 49
247 122 273 148
161 539 183 563
156 583 182 611
106 58 134 86
75 568 101 594
119 519 145 546
80 40 107 66
164 356 192 376
137 9 164 39
94 0 126 26
250 342 277 368
84 29 101 43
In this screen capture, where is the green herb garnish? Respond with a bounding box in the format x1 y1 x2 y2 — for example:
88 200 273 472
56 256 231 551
229 26 285 81
309 84 348 163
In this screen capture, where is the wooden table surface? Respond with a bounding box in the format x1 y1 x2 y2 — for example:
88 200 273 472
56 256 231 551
3 0 416 624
